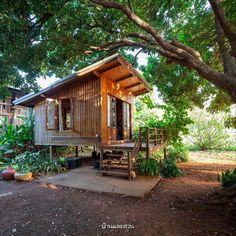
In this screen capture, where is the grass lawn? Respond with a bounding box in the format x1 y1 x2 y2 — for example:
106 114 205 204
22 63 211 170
189 150 236 164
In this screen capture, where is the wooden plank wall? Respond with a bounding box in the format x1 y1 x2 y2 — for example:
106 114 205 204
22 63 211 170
101 75 134 142
34 75 101 146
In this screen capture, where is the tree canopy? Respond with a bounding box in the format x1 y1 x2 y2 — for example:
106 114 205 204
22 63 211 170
1 0 236 106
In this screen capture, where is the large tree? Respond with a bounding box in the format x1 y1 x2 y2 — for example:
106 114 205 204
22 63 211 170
88 0 236 103
1 0 236 104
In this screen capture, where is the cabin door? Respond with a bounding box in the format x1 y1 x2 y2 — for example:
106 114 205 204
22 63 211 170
107 95 131 141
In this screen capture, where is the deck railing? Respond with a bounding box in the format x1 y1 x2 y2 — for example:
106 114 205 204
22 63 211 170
0 102 28 124
0 102 12 116
139 127 167 158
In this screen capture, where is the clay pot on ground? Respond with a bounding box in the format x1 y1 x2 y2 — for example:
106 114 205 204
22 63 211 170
2 166 16 180
14 172 33 181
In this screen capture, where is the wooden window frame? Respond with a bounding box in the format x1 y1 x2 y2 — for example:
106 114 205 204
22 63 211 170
45 98 74 131
122 101 131 130
45 99 58 131
107 94 117 128
58 98 74 131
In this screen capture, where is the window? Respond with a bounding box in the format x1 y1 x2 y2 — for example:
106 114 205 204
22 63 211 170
46 98 73 131
111 97 116 127
61 99 71 130
107 95 116 128
46 99 58 130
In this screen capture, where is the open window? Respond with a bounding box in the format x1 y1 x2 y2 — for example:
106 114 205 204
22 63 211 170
46 98 74 131
60 99 71 130
46 99 58 130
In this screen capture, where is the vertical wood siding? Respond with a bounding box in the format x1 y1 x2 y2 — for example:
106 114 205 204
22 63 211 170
34 75 101 145
101 75 134 142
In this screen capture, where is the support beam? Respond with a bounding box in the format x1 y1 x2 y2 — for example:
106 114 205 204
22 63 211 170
100 148 104 170
128 151 131 180
124 82 141 90
164 147 167 159
93 71 101 77
49 145 53 160
114 73 133 83
133 89 148 96
97 62 121 73
146 128 149 159
75 146 78 157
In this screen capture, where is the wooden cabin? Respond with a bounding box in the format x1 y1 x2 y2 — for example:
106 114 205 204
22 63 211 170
0 87 28 125
14 54 166 180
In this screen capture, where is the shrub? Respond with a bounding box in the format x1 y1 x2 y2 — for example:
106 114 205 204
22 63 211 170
186 108 231 150
0 112 34 157
168 145 188 163
160 157 182 177
8 150 66 174
219 168 236 187
138 158 160 177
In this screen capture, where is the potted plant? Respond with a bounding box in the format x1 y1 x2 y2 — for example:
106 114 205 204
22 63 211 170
14 168 33 181
2 166 16 180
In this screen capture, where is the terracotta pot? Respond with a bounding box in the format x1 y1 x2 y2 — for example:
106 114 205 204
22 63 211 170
14 172 33 181
2 167 16 180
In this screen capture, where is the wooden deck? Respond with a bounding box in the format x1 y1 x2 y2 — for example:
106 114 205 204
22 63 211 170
99 127 167 180
102 142 166 153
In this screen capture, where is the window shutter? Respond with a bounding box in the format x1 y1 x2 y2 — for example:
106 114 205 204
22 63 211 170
46 99 58 130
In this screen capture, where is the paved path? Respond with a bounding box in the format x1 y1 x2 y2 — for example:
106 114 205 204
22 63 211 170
39 166 161 197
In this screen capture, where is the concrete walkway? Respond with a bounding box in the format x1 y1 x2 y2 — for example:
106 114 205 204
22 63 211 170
39 166 161 197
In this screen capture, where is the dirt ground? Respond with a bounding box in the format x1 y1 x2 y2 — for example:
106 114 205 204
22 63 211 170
0 161 236 235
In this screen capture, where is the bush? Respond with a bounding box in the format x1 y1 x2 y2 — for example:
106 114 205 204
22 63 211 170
186 108 232 150
160 157 182 177
138 158 160 177
0 112 34 157
7 150 66 174
168 145 188 163
219 168 236 187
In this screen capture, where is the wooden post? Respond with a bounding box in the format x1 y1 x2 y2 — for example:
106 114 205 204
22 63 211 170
164 146 167 159
100 148 104 170
75 146 78 157
128 151 131 180
49 145 53 160
146 128 149 159
163 130 167 159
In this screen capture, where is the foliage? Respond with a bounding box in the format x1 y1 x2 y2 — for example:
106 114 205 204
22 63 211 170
167 145 188 163
219 169 236 188
0 111 34 157
134 94 192 146
140 56 232 113
225 116 236 129
4 150 66 174
138 158 160 177
0 0 235 106
160 157 182 178
186 108 232 150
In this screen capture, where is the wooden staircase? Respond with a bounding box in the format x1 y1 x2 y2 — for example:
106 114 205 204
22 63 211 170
99 128 143 180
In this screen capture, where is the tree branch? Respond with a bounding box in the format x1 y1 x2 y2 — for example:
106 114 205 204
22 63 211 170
214 16 236 75
127 32 153 42
89 0 236 102
208 0 236 58
89 0 202 63
127 0 134 12
84 39 153 54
